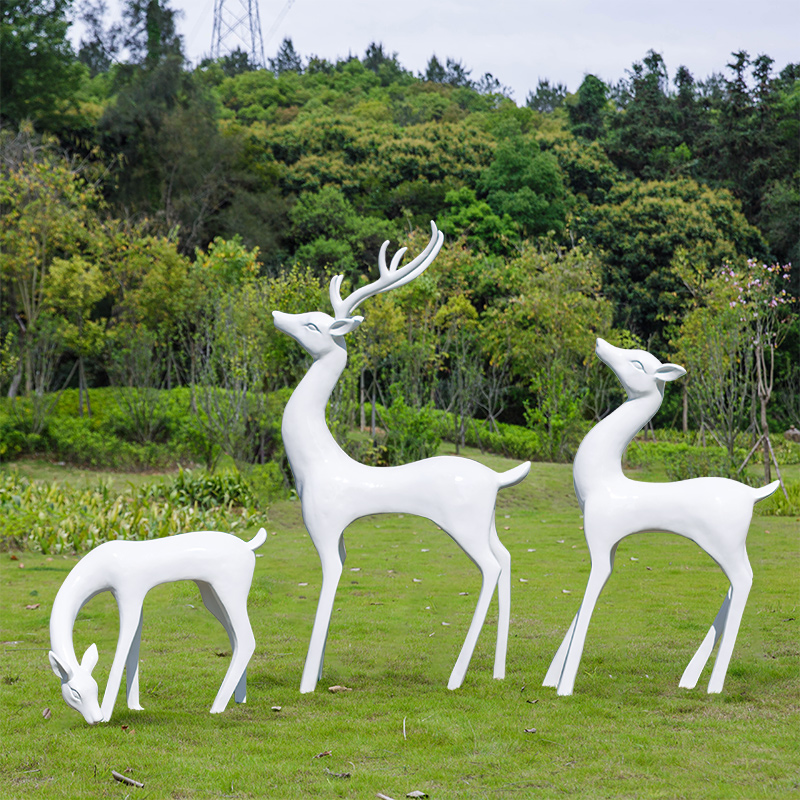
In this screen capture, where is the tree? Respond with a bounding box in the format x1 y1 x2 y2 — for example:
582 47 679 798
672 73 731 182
434 294 482 453
674 302 752 466
0 131 104 398
269 37 303 76
0 0 83 128
45 255 107 416
526 79 567 113
722 260 796 483
583 177 765 347
567 74 608 141
121 0 182 66
482 243 612 460
77 0 122 76
479 139 567 239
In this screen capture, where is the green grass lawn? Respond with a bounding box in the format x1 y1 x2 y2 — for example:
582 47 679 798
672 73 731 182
1 450 798 799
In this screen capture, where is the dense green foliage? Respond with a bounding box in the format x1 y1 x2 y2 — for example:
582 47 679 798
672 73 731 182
1 1 798 481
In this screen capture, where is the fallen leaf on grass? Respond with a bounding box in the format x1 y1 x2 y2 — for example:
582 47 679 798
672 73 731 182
407 792 429 798
25 604 40 610
271 706 282 712
376 794 397 800
323 767 350 779
524 727 537 733
328 685 352 693
312 750 332 759
42 708 51 720
9 555 18 560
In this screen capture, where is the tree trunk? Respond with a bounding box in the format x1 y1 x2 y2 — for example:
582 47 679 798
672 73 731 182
360 368 366 431
761 394 771 483
682 383 688 433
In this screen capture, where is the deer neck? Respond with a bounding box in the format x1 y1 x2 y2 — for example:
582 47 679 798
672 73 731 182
282 342 349 481
49 559 109 665
573 389 663 499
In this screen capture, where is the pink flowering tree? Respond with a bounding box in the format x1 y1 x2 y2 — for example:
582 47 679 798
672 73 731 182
722 259 796 483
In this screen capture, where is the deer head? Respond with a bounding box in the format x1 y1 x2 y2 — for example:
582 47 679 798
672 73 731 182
596 338 686 399
272 222 444 358
49 644 103 724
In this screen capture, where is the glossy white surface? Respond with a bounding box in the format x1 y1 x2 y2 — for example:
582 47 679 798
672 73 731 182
273 222 531 693
49 529 266 723
543 339 779 695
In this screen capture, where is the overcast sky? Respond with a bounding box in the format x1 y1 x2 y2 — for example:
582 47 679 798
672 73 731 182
75 0 799 102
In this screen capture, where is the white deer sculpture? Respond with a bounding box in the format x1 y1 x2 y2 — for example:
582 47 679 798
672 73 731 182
49 529 266 723
543 338 780 696
272 222 531 693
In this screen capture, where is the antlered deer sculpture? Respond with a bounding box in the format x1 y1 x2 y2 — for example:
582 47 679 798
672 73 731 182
273 222 530 693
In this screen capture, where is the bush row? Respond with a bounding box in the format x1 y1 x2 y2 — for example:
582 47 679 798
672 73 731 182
0 469 256 554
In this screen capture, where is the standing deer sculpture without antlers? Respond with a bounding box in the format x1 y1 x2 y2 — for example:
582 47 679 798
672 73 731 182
272 222 531 693
543 338 780 696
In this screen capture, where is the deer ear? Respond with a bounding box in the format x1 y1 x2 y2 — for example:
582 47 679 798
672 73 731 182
81 644 99 674
330 316 364 337
49 651 73 682
655 363 686 382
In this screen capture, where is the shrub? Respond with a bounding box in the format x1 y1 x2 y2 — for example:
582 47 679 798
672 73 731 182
756 481 800 517
380 391 441 465
145 468 257 510
626 442 736 480
0 470 254 554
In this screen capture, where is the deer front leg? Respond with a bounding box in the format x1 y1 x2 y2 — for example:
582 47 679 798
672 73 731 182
300 531 345 693
102 594 146 722
679 586 732 689
124 608 145 710
543 612 578 687
556 541 616 696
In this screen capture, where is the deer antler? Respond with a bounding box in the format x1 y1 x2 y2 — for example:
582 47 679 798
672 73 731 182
329 221 444 319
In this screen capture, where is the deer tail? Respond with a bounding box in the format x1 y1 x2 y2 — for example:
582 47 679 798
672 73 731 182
248 528 268 551
498 461 531 489
753 480 781 503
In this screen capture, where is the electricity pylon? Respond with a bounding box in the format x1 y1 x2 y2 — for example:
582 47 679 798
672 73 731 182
211 0 266 69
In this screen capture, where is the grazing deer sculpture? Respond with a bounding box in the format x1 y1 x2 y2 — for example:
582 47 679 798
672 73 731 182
49 529 266 723
273 222 531 693
543 339 780 696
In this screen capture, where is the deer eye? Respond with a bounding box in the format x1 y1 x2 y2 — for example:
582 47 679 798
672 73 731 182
70 688 81 701
631 360 645 371
305 323 320 333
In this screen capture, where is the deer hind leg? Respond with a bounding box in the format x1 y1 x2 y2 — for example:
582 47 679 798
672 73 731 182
679 586 732 689
125 608 145 710
556 540 618 696
300 530 345 694
489 515 511 680
706 553 753 694
198 579 256 713
446 531 502 691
